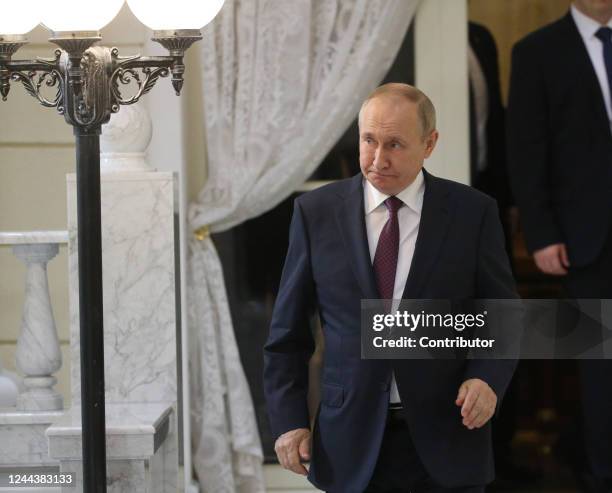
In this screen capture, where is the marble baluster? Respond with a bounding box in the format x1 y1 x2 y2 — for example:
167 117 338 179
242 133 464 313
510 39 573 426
13 242 63 411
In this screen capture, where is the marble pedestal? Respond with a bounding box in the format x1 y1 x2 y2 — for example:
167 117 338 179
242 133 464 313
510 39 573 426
67 172 178 407
0 411 64 467
65 172 179 491
47 404 174 493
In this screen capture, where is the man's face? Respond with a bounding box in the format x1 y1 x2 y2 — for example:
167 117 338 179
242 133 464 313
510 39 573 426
359 96 438 196
574 0 612 21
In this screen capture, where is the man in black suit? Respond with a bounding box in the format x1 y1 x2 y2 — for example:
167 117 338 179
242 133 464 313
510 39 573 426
507 1 612 491
469 22 512 221
264 83 518 492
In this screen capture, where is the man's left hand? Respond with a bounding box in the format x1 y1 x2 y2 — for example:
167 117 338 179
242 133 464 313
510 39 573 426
455 378 497 430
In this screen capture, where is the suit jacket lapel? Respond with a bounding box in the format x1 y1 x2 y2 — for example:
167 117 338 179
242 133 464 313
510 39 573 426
401 169 451 299
336 171 451 301
335 174 380 300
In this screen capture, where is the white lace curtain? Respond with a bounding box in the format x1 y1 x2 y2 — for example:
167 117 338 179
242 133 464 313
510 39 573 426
187 1 420 491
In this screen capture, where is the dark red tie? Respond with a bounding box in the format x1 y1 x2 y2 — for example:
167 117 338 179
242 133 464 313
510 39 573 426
373 196 404 300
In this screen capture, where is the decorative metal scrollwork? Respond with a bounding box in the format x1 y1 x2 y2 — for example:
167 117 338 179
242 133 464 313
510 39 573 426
111 65 170 107
2 44 178 131
1 50 64 111
10 69 63 108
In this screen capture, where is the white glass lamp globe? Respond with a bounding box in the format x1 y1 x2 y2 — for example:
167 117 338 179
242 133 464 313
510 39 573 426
0 4 40 35
127 0 225 31
40 0 125 33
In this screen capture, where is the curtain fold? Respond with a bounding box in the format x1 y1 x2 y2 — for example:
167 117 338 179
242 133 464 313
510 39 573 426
187 1 421 490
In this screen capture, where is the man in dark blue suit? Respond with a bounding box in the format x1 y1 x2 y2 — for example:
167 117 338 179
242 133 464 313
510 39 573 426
264 83 518 493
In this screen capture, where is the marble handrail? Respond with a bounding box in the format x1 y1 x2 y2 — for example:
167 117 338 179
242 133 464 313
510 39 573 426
0 231 68 411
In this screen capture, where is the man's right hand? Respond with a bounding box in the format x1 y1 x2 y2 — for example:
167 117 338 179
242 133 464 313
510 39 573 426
533 243 570 275
274 428 311 476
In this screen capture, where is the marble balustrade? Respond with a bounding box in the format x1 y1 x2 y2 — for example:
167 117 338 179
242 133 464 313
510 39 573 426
0 231 68 472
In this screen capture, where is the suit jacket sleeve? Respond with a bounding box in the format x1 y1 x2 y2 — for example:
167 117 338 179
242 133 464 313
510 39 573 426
263 198 316 439
463 199 518 407
507 40 563 252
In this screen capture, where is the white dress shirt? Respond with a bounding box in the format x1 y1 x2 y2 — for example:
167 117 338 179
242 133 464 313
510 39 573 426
364 170 425 404
571 4 612 134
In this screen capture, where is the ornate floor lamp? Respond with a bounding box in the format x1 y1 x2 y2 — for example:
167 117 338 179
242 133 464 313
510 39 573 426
0 1 224 490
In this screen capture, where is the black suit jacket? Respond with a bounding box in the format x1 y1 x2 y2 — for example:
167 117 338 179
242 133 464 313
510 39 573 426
507 12 612 266
263 170 518 493
469 22 512 210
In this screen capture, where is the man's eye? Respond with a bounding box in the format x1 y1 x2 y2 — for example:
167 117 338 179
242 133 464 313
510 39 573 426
391 142 401 149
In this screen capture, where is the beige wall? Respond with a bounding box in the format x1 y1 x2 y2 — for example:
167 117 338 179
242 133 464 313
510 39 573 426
0 4 146 408
183 46 208 203
469 0 572 103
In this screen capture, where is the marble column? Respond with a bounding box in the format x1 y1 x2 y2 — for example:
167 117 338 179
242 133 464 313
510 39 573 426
13 242 63 411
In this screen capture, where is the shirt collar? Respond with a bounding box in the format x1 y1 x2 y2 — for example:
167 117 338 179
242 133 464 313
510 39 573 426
571 4 612 40
364 169 425 215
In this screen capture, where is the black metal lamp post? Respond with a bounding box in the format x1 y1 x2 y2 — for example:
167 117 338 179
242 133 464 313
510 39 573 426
0 2 224 491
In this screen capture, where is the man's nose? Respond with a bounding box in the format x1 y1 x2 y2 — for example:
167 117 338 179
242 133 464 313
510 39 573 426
373 147 388 168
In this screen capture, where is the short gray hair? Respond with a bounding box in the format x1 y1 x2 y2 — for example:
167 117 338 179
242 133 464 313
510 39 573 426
358 83 437 138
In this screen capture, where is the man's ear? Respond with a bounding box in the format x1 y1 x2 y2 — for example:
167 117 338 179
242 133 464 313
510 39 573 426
424 130 439 158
